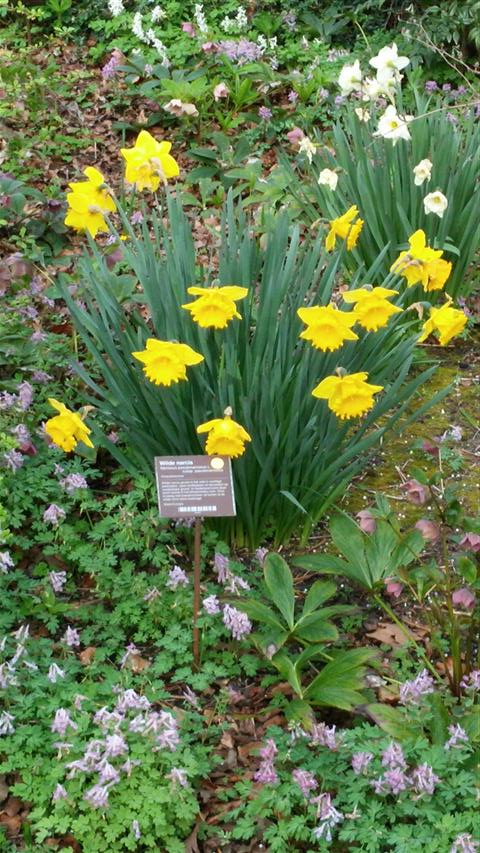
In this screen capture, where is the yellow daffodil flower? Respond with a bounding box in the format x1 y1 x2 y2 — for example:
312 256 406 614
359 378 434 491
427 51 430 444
64 166 116 237
325 205 364 252
197 410 251 458
391 230 452 292
45 399 94 453
182 286 248 330
342 287 402 331
418 298 467 346
132 339 204 386
120 131 179 191
297 304 358 351
312 371 383 420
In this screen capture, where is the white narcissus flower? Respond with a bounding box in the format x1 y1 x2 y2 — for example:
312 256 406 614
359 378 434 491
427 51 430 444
298 136 317 163
369 43 410 74
338 60 362 96
318 168 338 191
423 191 448 218
413 158 433 186
374 105 412 144
354 107 370 122
213 82 229 101
362 77 382 101
375 64 402 94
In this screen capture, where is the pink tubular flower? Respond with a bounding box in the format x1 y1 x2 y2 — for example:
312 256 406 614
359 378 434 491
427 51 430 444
399 670 435 705
445 723 469 750
384 579 403 598
166 565 189 589
309 722 337 750
286 126 305 144
293 768 317 797
415 519 440 542
351 751 373 774
402 480 429 505
410 763 439 795
166 767 188 787
51 709 77 736
222 605 252 640
202 594 220 615
49 571 67 593
459 532 480 553
452 588 476 610
356 508 376 533
213 82 229 101
182 22 196 36
381 742 406 770
43 504 66 525
52 784 68 801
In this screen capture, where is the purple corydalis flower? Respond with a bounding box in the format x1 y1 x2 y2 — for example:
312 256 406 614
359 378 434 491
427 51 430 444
116 689 151 713
254 759 278 784
59 473 88 493
0 712 15 735
104 733 128 757
334 95 346 106
52 783 68 801
0 391 17 410
51 709 77 736
31 370 52 383
411 763 439 795
31 330 47 343
166 767 188 787
226 574 250 594
166 565 189 589
84 783 110 809
62 626 81 647
451 834 479 852
131 819 141 839
309 722 337 750
425 80 438 92
143 586 160 602
43 504 66 525
461 670 480 691
286 126 304 144
402 479 429 505
102 50 122 80
255 547 268 565
222 604 252 640
48 663 65 683
446 112 458 124
17 381 34 411
293 768 317 797
214 552 230 582
130 210 144 225
217 38 263 64
288 90 298 103
351 751 373 774
311 793 343 841
4 449 24 472
49 571 67 593
202 594 220 614
258 106 272 121
442 83 452 92
383 768 407 794
399 669 435 705
11 424 30 445
0 551 14 573
445 724 469 750
382 742 406 770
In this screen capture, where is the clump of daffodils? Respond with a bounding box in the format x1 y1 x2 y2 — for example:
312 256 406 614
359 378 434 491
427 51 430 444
338 43 409 103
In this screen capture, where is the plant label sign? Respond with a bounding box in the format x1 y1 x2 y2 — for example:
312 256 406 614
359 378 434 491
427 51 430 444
154 455 236 518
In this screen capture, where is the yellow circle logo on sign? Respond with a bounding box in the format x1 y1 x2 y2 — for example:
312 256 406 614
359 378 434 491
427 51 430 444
210 457 225 470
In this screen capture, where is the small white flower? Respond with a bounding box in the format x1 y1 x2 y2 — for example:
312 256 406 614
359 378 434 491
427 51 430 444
354 107 370 122
151 5 166 23
298 136 317 163
413 158 433 186
108 0 124 16
374 105 412 144
369 43 409 74
338 60 362 96
318 168 338 191
423 191 448 218
362 77 382 100
375 64 402 94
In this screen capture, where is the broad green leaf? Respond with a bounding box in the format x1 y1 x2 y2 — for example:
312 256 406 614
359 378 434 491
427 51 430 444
301 580 337 617
264 554 295 629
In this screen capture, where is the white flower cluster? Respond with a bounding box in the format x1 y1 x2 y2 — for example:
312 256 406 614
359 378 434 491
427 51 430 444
257 35 278 69
151 4 166 22
194 3 208 34
131 11 169 65
221 7 248 33
108 0 124 16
